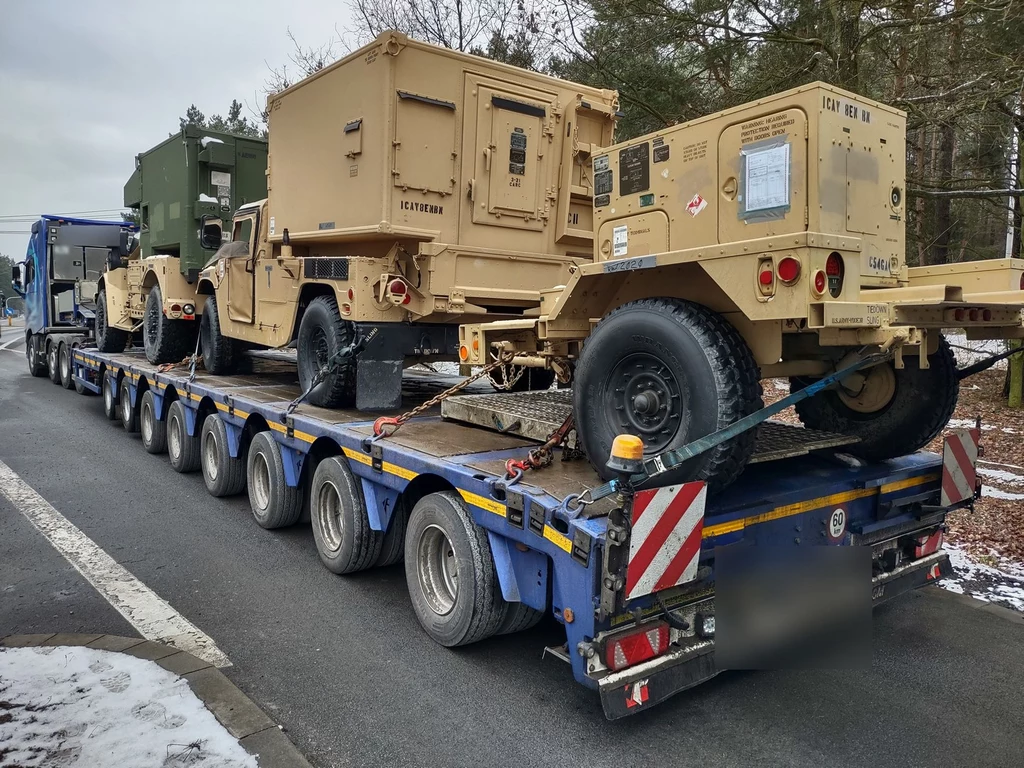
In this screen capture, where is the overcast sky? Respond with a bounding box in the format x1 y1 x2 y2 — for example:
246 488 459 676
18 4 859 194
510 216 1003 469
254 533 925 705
0 0 356 260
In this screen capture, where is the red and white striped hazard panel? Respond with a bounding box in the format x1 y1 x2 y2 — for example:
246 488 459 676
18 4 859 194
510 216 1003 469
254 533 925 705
625 482 706 601
940 427 980 507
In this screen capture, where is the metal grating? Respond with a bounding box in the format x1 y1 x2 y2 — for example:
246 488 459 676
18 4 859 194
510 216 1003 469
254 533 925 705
303 257 350 281
440 389 859 464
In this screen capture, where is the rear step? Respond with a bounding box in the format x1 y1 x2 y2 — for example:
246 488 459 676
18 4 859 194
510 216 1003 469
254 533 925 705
440 389 859 463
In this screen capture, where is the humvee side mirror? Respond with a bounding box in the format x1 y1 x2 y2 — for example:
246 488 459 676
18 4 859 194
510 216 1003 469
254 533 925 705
200 215 223 250
118 230 133 257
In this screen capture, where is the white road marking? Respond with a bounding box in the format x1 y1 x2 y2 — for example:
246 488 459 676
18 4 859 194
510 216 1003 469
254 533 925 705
0 459 230 667
0 335 24 351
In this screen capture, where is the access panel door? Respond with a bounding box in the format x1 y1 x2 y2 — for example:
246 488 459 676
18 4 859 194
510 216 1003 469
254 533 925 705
468 78 555 232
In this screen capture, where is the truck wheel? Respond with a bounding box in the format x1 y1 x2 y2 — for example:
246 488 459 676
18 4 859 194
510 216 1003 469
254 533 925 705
201 415 246 497
488 366 556 392
119 377 138 433
139 390 167 454
167 401 201 473
47 341 61 384
573 298 763 491
200 294 237 375
792 336 959 461
58 343 75 390
496 603 544 635
375 497 408 568
95 289 129 353
144 285 195 364
297 296 356 408
246 432 302 529
404 491 505 647
27 336 47 377
310 456 383 573
102 371 119 420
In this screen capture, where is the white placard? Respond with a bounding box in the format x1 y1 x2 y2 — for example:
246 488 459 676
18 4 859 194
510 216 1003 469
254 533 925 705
744 143 790 212
211 170 232 188
613 225 628 257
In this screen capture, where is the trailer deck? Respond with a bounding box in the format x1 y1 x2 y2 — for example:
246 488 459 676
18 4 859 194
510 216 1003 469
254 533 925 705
70 346 960 718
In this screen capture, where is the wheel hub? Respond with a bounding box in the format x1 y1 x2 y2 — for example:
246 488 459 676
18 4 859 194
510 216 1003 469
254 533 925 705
838 363 897 414
316 480 344 552
610 355 683 452
417 524 458 616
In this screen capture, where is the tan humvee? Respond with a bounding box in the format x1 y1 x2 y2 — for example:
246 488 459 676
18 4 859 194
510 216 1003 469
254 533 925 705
460 82 1024 488
195 31 618 409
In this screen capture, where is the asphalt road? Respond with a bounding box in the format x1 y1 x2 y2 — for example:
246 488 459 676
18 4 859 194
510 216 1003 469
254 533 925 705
2 333 1023 768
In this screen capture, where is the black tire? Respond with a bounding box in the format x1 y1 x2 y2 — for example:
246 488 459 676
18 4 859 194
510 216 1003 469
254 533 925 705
310 456 383 573
58 343 74 390
27 335 47 377
102 371 119 420
119 376 138 433
375 497 408 568
167 400 201 473
297 296 356 408
200 294 237 375
496 602 544 635
95 288 129 353
489 366 556 393
200 414 246 497
140 390 167 454
143 284 195 364
573 298 763 491
246 432 303 529
792 336 959 461
404 491 505 647
47 340 61 384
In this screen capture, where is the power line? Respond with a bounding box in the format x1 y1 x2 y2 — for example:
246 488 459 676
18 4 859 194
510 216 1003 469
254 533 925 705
0 208 128 220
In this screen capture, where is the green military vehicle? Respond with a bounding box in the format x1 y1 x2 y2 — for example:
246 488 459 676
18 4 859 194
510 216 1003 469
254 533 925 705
95 126 268 361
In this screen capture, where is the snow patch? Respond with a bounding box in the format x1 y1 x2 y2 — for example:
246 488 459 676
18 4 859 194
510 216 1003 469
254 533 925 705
981 485 1024 500
939 545 1024 612
977 467 1024 486
200 136 225 148
0 646 257 768
198 193 218 203
947 417 1017 435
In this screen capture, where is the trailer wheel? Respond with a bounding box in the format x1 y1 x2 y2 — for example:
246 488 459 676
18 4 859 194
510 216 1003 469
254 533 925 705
167 401 201 473
27 336 47 377
47 341 61 384
246 432 302 529
404 491 505 647
118 377 138 433
201 415 246 497
310 456 383 573
488 365 556 393
139 390 167 454
573 298 763 491
102 371 119 420
143 285 195 364
792 336 959 461
58 343 74 390
375 497 408 568
200 294 237 375
297 296 356 408
496 603 544 635
95 289 129 353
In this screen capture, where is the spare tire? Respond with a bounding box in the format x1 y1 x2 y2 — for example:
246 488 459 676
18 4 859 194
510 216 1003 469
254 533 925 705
573 298 763 491
792 336 959 460
297 296 356 408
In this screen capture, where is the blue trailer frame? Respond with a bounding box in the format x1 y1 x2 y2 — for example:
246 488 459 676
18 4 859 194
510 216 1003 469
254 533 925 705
70 346 960 718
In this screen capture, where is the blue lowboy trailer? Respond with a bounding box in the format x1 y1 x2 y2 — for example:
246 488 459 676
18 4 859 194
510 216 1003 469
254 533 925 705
65 346 974 719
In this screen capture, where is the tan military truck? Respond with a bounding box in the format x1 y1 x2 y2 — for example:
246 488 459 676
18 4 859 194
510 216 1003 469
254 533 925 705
459 83 1024 489
195 31 618 409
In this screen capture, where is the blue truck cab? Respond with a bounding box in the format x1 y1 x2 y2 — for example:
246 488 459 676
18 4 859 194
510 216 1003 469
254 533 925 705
12 215 135 382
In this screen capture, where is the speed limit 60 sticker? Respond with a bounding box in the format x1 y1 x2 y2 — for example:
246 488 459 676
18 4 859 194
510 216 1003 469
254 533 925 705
827 508 847 541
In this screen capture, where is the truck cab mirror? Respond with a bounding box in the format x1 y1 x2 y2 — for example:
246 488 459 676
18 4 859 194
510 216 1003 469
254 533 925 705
200 216 223 250
11 264 22 292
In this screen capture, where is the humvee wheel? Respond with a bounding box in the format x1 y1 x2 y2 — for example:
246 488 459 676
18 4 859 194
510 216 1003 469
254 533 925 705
573 298 763 491
95 288 129 353
488 365 556 392
200 293 237 375
791 336 959 461
297 296 356 408
143 284 195 364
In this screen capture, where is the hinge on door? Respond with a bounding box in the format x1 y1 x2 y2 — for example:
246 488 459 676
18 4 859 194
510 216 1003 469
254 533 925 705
804 207 809 227
805 121 809 139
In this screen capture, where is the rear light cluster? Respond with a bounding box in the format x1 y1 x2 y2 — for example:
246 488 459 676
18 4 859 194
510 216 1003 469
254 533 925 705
953 308 993 322
758 256 802 295
777 256 800 284
386 278 411 306
604 621 670 672
458 338 480 361
825 252 844 298
1019 273 1024 291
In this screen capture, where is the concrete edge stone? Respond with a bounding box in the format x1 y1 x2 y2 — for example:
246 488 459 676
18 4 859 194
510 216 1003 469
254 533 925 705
0 634 312 768
924 585 1024 623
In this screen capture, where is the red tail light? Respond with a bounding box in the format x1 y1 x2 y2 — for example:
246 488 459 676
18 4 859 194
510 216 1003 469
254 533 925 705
954 308 965 322
389 279 407 295
969 309 979 322
825 253 844 298
758 268 774 286
914 530 943 559
778 257 800 284
604 621 669 672
1019 273 1023 290
813 270 826 295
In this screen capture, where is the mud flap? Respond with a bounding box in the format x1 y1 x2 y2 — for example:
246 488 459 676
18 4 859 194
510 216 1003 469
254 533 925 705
599 646 717 720
356 359 403 410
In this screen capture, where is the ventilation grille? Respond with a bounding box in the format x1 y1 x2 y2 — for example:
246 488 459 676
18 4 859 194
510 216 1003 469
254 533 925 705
303 258 350 281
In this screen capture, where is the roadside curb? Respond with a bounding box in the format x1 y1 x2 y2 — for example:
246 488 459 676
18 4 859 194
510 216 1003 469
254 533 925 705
924 585 1024 625
0 633 312 768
